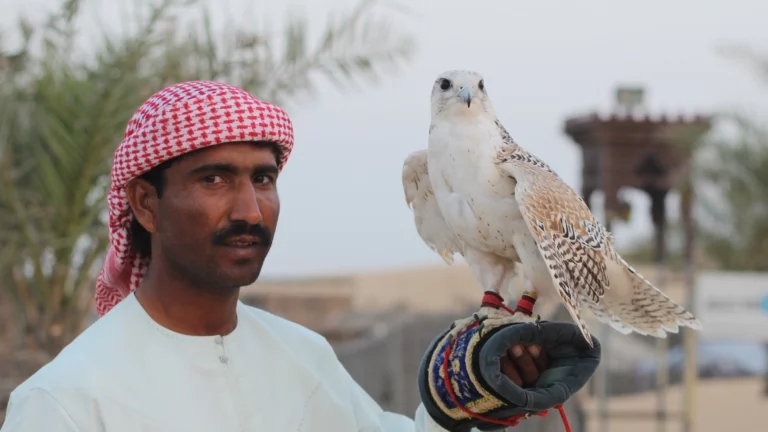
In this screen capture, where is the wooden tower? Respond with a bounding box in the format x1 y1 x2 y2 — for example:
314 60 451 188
564 89 711 257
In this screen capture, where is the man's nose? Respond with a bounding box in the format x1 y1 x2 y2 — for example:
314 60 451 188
230 183 263 225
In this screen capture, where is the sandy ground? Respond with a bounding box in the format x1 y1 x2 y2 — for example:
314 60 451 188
580 377 768 432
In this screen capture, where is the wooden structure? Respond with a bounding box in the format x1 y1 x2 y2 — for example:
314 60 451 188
564 112 711 232
563 93 712 432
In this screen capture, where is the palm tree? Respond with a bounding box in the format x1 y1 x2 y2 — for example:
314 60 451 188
0 0 416 356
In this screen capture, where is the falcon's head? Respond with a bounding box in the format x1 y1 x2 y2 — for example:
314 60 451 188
430 70 495 119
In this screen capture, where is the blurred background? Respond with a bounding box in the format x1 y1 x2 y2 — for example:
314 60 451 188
1 0 767 430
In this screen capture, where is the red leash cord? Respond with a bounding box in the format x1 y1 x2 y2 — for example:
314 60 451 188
438 292 572 432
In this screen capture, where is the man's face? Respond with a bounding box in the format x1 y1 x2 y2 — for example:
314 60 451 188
139 142 281 292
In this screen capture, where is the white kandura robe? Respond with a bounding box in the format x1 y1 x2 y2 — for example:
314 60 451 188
1 293 449 432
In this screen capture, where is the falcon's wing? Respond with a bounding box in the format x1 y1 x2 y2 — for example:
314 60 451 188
402 150 464 264
494 137 615 347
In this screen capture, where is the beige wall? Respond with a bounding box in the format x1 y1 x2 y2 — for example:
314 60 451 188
241 263 488 314
240 262 686 331
242 262 560 314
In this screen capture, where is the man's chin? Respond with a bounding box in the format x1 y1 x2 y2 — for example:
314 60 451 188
218 266 263 289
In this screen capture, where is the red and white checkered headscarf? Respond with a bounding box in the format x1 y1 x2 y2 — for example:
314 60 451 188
95 80 294 317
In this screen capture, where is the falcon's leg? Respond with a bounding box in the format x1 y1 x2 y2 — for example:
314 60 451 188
515 276 539 316
485 273 541 330
443 249 517 339
478 266 517 317
464 249 506 292
481 277 542 329
463 249 516 317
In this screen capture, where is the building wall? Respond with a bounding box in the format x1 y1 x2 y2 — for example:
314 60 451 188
241 292 353 331
243 263 513 314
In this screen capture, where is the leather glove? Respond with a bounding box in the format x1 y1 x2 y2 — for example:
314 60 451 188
418 292 601 432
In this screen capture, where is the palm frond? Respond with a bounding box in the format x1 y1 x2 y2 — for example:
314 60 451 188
0 0 416 353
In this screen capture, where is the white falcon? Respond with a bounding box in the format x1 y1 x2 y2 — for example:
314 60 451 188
402 70 702 346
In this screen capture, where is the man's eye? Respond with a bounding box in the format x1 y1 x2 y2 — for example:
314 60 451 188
202 175 224 184
254 175 274 185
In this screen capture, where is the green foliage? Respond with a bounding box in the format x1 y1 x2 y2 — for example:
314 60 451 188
691 44 768 271
0 0 415 354
695 112 768 271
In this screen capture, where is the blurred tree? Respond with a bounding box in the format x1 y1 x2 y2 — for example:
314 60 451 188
694 112 768 271
0 0 415 355
695 45 768 270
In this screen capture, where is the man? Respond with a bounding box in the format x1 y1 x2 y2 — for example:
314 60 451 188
1 81 598 431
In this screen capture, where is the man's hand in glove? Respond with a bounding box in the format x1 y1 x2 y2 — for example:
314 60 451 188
500 344 549 388
418 292 601 432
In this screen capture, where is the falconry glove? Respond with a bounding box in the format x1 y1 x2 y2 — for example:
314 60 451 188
418 292 601 432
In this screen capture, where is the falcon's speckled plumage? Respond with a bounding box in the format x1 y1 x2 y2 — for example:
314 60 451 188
402 70 702 346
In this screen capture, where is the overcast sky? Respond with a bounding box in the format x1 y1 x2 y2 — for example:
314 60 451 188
3 0 768 279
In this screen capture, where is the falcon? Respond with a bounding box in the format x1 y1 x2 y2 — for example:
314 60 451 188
402 69 702 346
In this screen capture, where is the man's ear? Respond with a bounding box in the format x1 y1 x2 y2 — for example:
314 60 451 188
125 178 159 233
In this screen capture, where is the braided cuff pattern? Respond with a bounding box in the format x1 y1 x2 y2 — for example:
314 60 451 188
418 312 600 432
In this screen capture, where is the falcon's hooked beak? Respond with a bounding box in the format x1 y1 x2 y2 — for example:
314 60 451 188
457 85 473 108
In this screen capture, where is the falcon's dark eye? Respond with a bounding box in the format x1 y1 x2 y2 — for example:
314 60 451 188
439 78 452 91
478 80 485 91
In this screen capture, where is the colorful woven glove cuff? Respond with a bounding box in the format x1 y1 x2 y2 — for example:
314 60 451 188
418 315 601 432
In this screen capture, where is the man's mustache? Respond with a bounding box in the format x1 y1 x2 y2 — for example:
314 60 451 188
211 221 273 246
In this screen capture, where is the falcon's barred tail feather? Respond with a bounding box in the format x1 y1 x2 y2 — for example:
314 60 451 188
580 295 636 335
586 258 703 337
